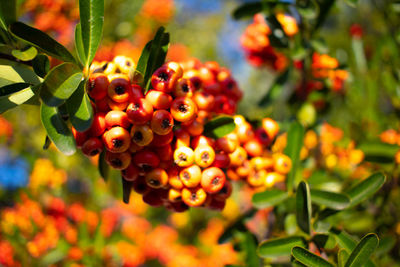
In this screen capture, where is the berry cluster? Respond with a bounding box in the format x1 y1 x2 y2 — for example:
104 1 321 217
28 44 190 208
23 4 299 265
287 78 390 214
240 13 298 70
225 116 292 188
73 56 246 211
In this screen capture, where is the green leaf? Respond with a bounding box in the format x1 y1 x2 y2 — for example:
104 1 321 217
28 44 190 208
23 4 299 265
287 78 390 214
258 236 305 258
232 2 263 20
122 176 132 204
258 69 289 107
74 23 86 66
40 63 84 107
79 0 104 68
98 150 109 181
345 234 379 267
310 189 350 210
237 232 259 267
312 234 336 250
0 82 31 96
32 54 50 78
292 246 334 267
11 46 37 61
338 249 349 267
40 102 76 155
133 40 152 85
66 80 93 132
144 27 169 91
346 173 386 207
0 59 41 87
266 15 289 48
0 0 16 30
203 116 236 139
284 121 305 192
296 181 311 234
315 0 335 30
375 236 396 256
9 22 76 63
252 189 289 209
358 141 398 163
0 84 39 113
296 0 319 19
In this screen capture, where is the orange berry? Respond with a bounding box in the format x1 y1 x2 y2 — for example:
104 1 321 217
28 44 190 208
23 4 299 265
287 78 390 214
105 151 131 170
145 168 169 189
273 153 292 174
179 165 201 188
145 90 173 110
181 187 207 207
150 110 174 135
201 167 226 194
107 74 131 103
174 146 194 167
194 145 215 168
170 97 197 123
130 124 153 146
102 126 131 153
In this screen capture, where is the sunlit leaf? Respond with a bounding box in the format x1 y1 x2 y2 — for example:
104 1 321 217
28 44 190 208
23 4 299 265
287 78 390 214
11 46 37 61
258 236 305 258
252 189 289 209
40 63 83 107
310 189 350 210
296 181 311 234
0 84 39 113
9 22 76 63
66 80 93 132
285 121 305 192
0 59 41 87
74 23 86 66
345 234 379 267
338 249 349 267
203 116 235 139
292 246 334 267
79 0 104 68
40 102 76 155
346 172 385 207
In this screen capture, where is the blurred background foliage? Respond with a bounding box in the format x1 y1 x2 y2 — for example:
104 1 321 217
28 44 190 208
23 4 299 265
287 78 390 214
2 0 400 266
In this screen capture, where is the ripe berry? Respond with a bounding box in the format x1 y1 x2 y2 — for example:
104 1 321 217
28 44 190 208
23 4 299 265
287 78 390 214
151 66 178 93
89 112 107 137
170 97 197 123
179 165 202 188
72 127 88 148
103 126 131 153
105 151 131 170
262 118 279 140
168 188 182 202
273 153 292 174
150 110 174 135
105 110 130 129
133 149 160 171
121 163 140 181
173 79 194 98
126 98 153 125
107 98 128 111
87 73 109 100
181 187 207 207
145 90 173 110
145 168 168 189
201 167 226 194
130 124 154 146
194 145 215 168
193 91 214 111
82 137 103 157
173 146 194 167
107 74 131 103
150 131 174 147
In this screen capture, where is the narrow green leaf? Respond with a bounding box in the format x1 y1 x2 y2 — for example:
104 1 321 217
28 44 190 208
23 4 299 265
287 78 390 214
0 0 16 30
32 54 50 78
376 236 396 256
345 234 379 267
237 232 259 267
346 173 386 207
40 63 84 107
338 249 349 267
0 84 38 113
232 2 263 20
296 181 311 234
79 0 104 68
133 41 152 84
292 246 334 267
144 27 169 91
330 228 358 252
0 82 31 97
312 234 336 250
284 122 305 192
310 189 350 210
122 176 132 204
0 59 41 87
98 150 109 181
9 22 76 63
258 236 305 258
252 189 288 209
258 69 289 107
12 47 37 61
74 23 86 66
40 102 76 155
358 141 398 163
203 116 235 139
66 80 93 132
